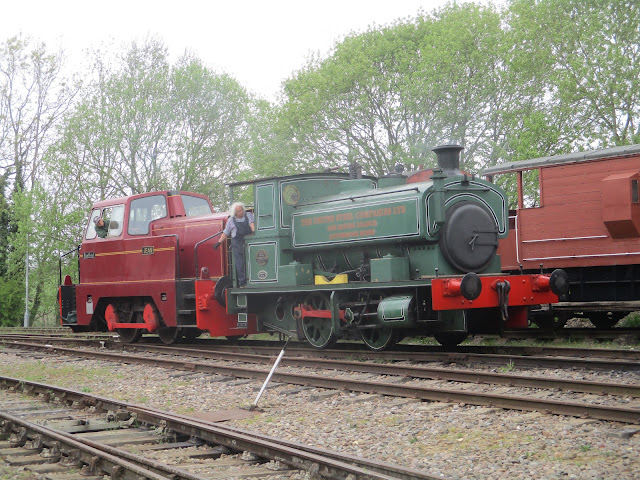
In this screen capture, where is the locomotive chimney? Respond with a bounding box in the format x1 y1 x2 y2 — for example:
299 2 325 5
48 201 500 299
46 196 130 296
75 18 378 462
432 144 464 176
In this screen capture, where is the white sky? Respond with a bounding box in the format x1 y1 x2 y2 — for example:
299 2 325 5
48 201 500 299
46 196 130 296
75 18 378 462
0 0 466 100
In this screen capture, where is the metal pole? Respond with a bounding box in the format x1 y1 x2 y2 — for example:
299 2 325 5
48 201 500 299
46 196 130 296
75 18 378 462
24 232 29 328
250 337 290 411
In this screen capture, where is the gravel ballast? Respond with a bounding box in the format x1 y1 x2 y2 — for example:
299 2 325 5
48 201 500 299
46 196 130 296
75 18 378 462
1 349 639 479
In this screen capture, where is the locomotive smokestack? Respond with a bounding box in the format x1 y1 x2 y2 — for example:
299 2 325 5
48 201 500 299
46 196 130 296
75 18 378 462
432 144 464 176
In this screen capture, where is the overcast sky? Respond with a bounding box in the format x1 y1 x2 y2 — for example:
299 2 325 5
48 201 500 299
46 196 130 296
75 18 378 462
2 0 484 100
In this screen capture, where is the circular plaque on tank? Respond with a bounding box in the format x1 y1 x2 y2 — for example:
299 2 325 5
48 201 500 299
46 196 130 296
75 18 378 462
439 201 498 272
282 184 300 206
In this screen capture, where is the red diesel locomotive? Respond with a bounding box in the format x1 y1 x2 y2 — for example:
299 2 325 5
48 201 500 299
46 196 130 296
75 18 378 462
58 190 258 343
482 144 640 328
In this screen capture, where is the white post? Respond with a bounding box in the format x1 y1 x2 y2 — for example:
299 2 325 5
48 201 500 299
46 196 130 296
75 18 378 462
250 337 290 411
24 232 29 328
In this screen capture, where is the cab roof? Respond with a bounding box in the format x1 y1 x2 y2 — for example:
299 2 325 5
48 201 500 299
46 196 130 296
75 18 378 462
91 190 208 208
227 171 376 188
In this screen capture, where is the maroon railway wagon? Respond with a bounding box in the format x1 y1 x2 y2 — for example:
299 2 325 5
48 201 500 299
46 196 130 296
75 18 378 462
482 144 640 328
58 190 258 343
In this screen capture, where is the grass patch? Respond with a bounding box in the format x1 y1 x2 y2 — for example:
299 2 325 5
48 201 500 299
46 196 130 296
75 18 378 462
498 360 516 373
0 463 42 479
0 361 121 390
619 312 640 328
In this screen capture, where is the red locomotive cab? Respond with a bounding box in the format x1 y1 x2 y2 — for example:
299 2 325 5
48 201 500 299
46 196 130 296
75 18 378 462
61 190 258 343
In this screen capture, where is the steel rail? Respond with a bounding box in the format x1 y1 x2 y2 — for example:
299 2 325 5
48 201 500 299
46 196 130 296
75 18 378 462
3 333 640 366
501 328 640 340
0 376 443 480
6 335 640 395
149 342 640 371
253 347 640 370
2 342 640 425
116 343 640 397
2 331 640 360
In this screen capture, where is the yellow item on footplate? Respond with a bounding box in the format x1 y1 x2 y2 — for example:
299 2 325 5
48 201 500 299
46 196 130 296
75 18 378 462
315 274 348 285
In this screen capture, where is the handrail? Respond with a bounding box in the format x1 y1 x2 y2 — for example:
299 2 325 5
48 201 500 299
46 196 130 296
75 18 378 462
194 230 223 279
58 245 80 286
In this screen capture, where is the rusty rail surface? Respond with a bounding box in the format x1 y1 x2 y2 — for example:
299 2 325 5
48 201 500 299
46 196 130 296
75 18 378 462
2 332 640 361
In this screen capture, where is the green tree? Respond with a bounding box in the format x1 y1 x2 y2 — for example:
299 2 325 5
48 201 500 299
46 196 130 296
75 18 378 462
245 100 301 179
278 3 511 176
0 35 77 191
171 55 252 208
0 35 76 326
508 0 640 148
109 38 174 194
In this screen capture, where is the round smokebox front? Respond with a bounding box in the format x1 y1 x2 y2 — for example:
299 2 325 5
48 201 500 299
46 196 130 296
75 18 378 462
439 201 498 273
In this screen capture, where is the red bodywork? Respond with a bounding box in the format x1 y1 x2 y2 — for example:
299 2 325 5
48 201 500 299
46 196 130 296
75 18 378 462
492 154 640 271
431 274 561 328
62 191 258 337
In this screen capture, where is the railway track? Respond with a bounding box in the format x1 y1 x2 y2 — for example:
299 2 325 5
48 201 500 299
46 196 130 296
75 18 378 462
0 376 437 480
2 339 640 425
4 334 640 372
2 332 640 362
168 343 640 370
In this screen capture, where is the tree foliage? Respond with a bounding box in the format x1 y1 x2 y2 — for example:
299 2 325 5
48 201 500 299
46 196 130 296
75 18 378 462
278 4 513 175
0 35 76 326
507 0 640 149
51 39 253 209
171 55 251 206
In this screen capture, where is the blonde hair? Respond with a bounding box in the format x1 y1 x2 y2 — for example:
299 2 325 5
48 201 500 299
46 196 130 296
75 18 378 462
229 202 246 217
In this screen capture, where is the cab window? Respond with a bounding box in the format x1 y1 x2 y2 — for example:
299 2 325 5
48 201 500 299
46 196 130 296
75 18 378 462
105 205 125 237
128 195 167 235
182 194 212 216
85 209 102 239
85 205 125 239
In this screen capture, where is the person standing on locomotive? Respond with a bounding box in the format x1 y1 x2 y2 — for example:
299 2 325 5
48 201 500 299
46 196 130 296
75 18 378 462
214 202 255 287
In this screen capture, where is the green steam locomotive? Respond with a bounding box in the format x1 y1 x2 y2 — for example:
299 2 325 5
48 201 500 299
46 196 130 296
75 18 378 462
218 145 567 349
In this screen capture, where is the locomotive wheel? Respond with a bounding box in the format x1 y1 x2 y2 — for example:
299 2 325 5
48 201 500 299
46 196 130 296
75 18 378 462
118 328 142 343
588 312 622 329
157 327 181 345
114 310 142 343
300 292 337 349
360 327 397 351
433 332 468 348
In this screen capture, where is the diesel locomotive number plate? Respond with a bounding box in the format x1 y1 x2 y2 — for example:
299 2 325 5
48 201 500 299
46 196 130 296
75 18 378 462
84 252 95 259
142 246 155 255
